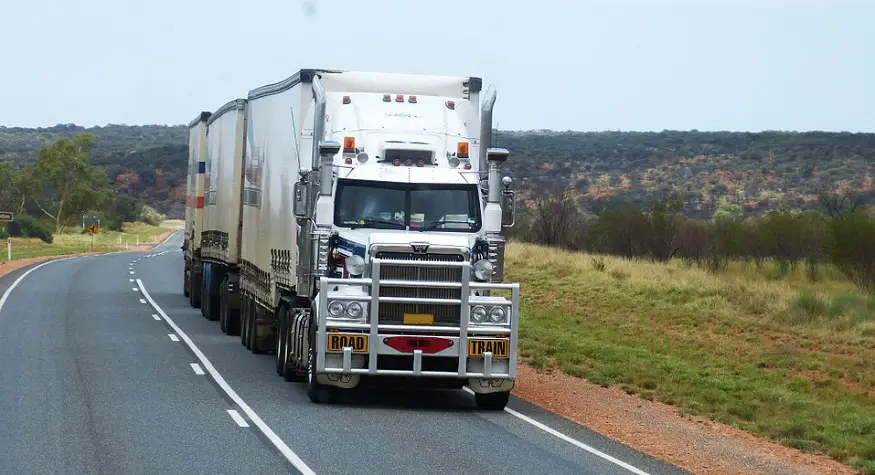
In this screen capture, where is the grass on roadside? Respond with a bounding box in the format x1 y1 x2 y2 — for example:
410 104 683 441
506 242 875 474
0 222 173 263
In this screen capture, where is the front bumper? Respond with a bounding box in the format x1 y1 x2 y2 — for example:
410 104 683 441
315 258 520 392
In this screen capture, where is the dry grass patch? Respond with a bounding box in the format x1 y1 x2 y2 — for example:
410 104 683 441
506 242 875 473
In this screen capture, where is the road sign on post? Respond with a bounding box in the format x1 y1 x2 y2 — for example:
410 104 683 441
87 224 98 250
0 211 12 222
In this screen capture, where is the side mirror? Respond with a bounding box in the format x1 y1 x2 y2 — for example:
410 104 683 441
501 190 516 227
293 181 308 218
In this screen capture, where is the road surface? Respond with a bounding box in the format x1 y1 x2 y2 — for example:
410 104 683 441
0 231 689 475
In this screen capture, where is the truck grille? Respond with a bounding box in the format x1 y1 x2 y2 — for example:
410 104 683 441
375 252 464 326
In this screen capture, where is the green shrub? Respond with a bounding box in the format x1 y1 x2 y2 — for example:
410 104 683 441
7 215 53 243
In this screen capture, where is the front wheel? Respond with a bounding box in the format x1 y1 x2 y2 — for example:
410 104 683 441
475 391 511 411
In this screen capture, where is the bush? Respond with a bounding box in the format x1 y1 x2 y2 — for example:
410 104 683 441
0 227 8 239
7 215 53 243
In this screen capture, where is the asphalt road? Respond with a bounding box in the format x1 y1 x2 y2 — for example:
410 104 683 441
0 231 690 475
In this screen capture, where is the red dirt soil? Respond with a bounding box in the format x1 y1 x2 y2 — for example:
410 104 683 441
513 364 856 475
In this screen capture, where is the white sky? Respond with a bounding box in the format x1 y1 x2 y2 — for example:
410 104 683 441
0 0 872 132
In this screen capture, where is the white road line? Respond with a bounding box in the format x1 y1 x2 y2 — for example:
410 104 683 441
0 257 78 317
152 314 161 321
129 279 134 282
139 299 147 304
136 279 315 475
227 409 250 428
130 271 134 275
190 363 205 375
168 334 180 342
462 387 650 475
132 288 139 292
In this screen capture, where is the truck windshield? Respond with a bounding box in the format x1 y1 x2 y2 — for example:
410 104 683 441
334 179 481 232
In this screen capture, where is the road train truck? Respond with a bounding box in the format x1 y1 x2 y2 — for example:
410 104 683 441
183 69 520 409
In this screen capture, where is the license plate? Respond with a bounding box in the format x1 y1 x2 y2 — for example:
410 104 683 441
467 339 509 358
325 333 368 353
403 313 434 325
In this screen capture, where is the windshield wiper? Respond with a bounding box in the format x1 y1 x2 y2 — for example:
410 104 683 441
419 219 475 231
343 217 405 229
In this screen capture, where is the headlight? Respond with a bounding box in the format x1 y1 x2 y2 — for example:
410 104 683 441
471 305 487 323
472 259 494 281
327 300 345 317
345 255 365 276
346 301 363 318
488 306 506 324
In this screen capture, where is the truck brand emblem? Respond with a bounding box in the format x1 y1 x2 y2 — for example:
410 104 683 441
410 242 429 254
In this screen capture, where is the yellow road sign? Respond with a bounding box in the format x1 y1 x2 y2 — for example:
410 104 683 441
88 224 99 234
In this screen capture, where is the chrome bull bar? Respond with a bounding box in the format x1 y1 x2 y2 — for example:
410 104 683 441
316 257 521 379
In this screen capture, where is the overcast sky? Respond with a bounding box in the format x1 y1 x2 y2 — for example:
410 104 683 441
1 0 872 132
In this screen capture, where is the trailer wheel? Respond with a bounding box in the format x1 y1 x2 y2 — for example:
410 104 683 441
204 270 220 322
183 268 190 298
474 391 511 411
307 319 337 404
248 303 265 354
200 272 209 318
222 275 240 336
240 296 249 347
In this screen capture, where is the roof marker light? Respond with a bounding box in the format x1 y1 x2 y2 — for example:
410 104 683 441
342 95 351 104
344 157 353 165
343 136 355 154
405 159 413 166
393 159 401 166
408 95 417 103
464 162 472 170
395 94 404 102
445 100 455 110
383 94 391 102
416 159 424 167
457 142 469 158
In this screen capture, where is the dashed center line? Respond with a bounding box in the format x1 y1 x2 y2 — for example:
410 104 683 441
132 288 139 292
140 298 147 304
190 363 205 375
129 279 134 282
152 314 161 321
168 334 180 342
227 409 250 428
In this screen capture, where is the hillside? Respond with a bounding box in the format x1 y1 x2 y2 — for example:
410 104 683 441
2 124 875 218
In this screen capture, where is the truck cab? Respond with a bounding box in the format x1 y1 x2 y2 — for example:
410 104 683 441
291 86 519 409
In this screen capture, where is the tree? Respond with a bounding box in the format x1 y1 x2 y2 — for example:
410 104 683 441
0 162 25 213
21 134 114 233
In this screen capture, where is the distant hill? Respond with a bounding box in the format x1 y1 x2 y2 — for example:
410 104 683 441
2 124 875 219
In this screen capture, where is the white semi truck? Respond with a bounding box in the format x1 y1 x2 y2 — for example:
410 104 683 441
184 68 520 409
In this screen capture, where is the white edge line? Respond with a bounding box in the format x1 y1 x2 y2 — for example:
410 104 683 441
0 256 79 315
168 334 180 342
136 279 315 475
227 409 250 428
190 363 205 375
462 387 651 475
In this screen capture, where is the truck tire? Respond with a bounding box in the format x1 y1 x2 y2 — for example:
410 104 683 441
183 268 190 298
247 302 265 354
203 269 220 322
240 296 249 347
220 275 240 336
307 317 337 404
474 391 511 411
189 267 202 309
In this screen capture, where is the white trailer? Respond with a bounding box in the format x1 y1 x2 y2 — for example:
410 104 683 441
198 99 247 333
183 111 211 306
187 68 519 410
